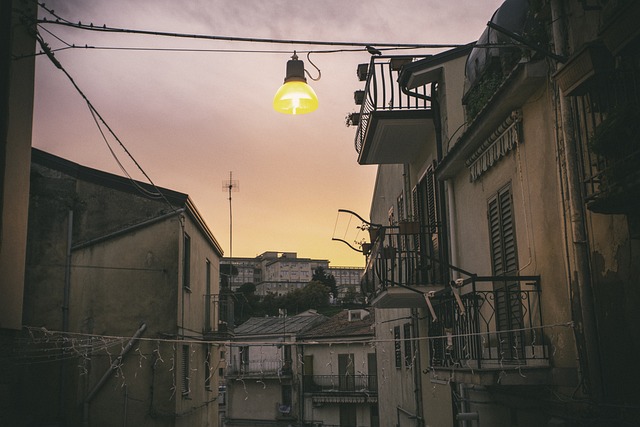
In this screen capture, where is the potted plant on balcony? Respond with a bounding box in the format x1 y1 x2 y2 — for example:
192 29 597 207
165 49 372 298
345 112 360 127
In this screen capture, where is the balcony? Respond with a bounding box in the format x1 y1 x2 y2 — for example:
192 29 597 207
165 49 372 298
226 359 292 379
203 293 234 339
303 374 377 394
362 223 451 308
565 67 640 216
354 56 434 165
303 375 377 404
428 276 550 385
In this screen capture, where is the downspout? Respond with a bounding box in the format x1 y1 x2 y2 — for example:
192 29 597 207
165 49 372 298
83 323 147 427
59 209 73 419
445 182 459 280
550 0 602 400
298 344 304 425
411 309 424 427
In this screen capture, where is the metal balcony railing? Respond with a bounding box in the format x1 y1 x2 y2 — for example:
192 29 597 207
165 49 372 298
226 358 292 377
303 374 377 394
567 68 640 214
361 222 450 297
355 56 432 155
428 276 548 370
203 293 234 335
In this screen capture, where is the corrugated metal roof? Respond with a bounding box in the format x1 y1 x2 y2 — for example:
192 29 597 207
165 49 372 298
299 309 375 339
233 312 328 336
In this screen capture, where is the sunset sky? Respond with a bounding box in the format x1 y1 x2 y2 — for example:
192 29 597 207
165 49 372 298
32 0 505 267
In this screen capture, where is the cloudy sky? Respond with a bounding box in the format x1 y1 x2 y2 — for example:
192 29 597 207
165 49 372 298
32 0 504 266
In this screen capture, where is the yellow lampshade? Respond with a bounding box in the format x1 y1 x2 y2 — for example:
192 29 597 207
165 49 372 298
273 81 318 115
273 52 319 115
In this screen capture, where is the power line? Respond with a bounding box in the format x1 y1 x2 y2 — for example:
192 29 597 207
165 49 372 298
34 30 179 212
36 2 465 51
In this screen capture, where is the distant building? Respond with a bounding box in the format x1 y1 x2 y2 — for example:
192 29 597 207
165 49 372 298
328 266 363 301
225 310 327 426
222 252 364 301
298 309 378 427
20 148 226 426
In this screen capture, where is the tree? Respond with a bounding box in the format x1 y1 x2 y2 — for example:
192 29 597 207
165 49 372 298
299 281 330 309
311 266 338 297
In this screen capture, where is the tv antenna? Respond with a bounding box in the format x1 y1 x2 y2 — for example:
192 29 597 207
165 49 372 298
222 172 239 287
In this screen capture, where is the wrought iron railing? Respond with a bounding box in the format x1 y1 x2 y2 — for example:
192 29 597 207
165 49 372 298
302 374 377 394
428 276 547 370
361 223 450 297
204 293 234 334
226 358 292 376
569 68 640 211
355 56 432 155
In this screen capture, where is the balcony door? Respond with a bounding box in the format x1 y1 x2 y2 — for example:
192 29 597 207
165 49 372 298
488 183 524 361
413 166 442 284
338 353 354 391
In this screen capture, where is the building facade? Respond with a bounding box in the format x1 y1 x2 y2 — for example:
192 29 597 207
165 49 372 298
223 252 363 301
0 2 37 424
298 309 378 427
19 148 227 426
347 0 640 425
225 310 327 426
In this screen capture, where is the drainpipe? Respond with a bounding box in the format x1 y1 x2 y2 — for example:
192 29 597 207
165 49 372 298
445 182 459 280
550 0 603 400
59 210 73 419
83 323 147 427
411 309 424 427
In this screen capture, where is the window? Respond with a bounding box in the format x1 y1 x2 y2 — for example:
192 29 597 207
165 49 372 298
394 326 402 369
240 346 249 366
205 259 211 331
403 323 413 368
397 191 405 221
414 166 443 283
338 353 355 390
182 233 191 290
488 183 518 276
181 345 190 396
487 183 524 360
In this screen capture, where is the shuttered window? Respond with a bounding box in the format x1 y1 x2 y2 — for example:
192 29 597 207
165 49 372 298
488 184 518 276
487 183 524 361
403 322 413 368
393 326 402 369
414 166 441 283
182 233 191 290
181 345 190 396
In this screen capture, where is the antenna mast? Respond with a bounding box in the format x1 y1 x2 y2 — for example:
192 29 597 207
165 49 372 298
222 172 239 287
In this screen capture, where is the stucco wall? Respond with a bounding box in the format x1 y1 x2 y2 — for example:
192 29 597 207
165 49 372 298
0 0 36 331
448 86 577 374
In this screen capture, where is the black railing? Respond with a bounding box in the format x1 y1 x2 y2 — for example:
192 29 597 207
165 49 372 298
204 293 234 335
569 68 640 212
227 359 292 376
362 223 452 297
355 56 432 155
428 276 547 370
303 374 377 394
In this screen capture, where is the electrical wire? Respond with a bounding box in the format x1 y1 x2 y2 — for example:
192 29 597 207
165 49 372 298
34 30 178 212
35 2 465 51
